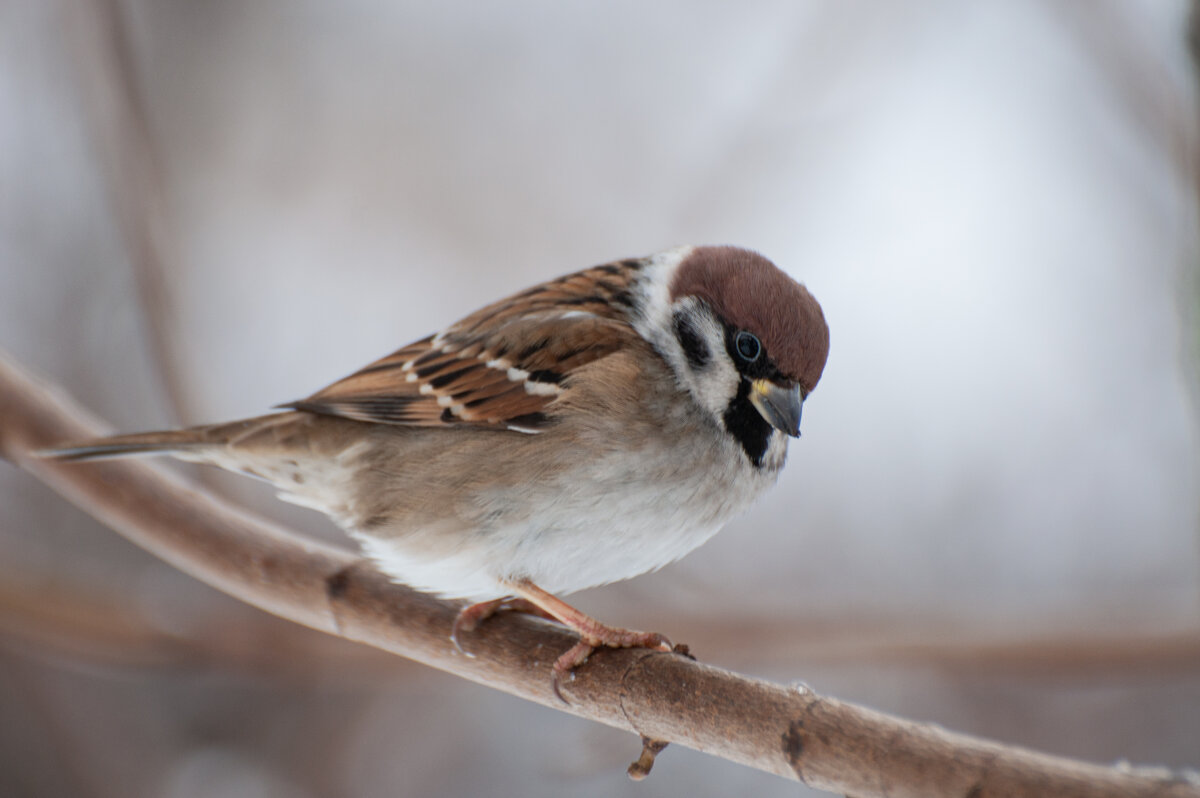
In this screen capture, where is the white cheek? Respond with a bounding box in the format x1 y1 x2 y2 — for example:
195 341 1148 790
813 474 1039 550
683 313 739 419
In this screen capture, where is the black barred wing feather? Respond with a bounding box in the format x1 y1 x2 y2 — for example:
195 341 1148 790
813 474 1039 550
284 258 644 432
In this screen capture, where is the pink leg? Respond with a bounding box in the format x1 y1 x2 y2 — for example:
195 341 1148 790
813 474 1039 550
503 578 672 700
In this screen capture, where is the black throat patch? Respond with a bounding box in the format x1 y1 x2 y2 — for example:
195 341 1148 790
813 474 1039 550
722 379 774 468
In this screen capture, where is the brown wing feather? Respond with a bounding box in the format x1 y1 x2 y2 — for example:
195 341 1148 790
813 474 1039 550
284 258 644 431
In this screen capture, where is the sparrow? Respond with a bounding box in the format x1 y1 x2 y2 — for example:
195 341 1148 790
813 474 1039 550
45 245 830 690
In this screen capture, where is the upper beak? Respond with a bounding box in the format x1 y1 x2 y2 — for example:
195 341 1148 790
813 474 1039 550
749 379 803 437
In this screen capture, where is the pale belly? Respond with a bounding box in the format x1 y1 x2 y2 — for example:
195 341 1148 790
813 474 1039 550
347 432 786 600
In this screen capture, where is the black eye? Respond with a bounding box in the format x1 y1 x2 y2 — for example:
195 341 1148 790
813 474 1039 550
734 331 762 362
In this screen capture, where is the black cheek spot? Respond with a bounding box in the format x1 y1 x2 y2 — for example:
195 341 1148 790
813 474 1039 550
673 311 710 370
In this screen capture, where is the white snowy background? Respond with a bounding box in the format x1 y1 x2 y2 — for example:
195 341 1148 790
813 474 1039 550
1 2 1197 797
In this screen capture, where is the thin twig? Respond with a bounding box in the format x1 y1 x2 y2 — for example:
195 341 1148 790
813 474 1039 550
63 0 193 426
0 350 1195 797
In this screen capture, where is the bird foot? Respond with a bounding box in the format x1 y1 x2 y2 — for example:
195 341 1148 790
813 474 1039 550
549 626 672 701
451 597 555 654
460 580 677 704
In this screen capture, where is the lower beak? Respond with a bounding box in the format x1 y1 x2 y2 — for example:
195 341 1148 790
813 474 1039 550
749 379 803 437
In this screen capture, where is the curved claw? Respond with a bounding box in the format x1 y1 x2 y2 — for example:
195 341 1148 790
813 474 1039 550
551 641 595 703
451 597 556 655
550 632 674 703
449 615 473 656
450 598 498 655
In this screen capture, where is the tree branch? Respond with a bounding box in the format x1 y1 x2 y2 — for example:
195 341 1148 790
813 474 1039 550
0 350 1195 797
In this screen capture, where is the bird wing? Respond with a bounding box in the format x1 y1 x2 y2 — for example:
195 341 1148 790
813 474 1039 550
284 259 644 432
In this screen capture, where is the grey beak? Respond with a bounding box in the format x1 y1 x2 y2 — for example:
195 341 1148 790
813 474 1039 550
748 379 803 437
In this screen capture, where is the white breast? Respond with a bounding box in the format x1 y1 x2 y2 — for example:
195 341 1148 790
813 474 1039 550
349 427 786 601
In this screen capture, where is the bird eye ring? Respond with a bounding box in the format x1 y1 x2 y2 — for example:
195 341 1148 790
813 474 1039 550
734 331 762 362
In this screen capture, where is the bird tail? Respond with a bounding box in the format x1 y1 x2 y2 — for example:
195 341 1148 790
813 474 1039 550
37 414 293 462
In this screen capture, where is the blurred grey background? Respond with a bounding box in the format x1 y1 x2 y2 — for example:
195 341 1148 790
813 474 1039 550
1 1 1198 797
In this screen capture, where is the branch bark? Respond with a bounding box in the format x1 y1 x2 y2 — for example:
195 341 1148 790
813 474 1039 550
0 350 1195 798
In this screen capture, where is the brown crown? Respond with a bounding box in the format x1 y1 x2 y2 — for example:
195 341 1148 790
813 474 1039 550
669 246 830 393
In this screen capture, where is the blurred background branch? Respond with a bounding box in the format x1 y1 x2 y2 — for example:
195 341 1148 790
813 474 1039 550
4 571 1198 682
64 0 191 427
